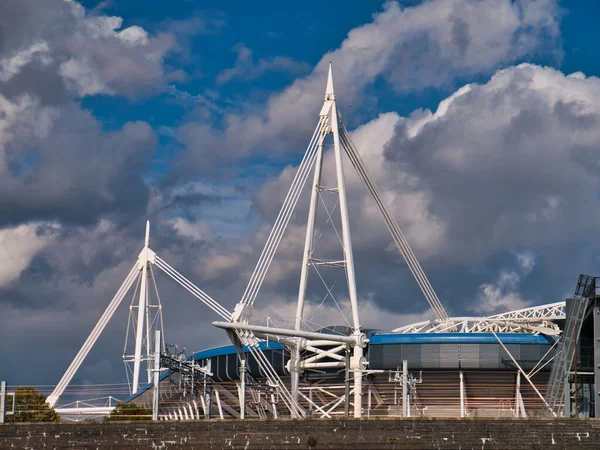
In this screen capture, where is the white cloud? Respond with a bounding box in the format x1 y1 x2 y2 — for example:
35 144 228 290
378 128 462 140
381 64 600 263
476 271 530 314
1 0 177 98
179 0 561 165
167 217 212 242
0 42 52 82
0 223 56 287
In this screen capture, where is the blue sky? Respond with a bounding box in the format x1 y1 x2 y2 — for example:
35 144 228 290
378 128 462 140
76 0 600 184
2 0 600 395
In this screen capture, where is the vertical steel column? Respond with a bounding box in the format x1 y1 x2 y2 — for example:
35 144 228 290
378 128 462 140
271 393 278 419
594 299 600 418
204 359 211 420
292 142 325 403
515 372 521 418
402 360 408 418
459 370 465 418
132 222 150 394
330 100 360 334
294 143 324 328
345 344 350 418
145 274 152 385
0 381 6 424
564 372 571 418
214 389 224 419
331 97 362 417
240 359 246 419
290 344 301 409
152 330 160 421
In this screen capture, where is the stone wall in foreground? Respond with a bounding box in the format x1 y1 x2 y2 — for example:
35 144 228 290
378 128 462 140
1 419 599 449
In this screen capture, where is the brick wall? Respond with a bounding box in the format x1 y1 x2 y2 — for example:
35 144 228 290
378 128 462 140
1 419 599 449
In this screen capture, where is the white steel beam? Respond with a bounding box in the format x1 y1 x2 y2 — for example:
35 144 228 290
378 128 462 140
47 263 139 408
132 222 151 394
328 67 360 334
213 321 358 344
293 133 326 402
459 370 465 418
55 407 115 415
152 330 160 421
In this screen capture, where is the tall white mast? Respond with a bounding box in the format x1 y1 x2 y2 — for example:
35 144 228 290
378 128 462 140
292 64 364 416
131 221 150 394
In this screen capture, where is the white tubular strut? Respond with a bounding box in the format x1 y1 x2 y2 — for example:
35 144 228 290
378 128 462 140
237 118 328 311
47 263 140 407
131 251 148 394
339 124 449 322
247 341 305 418
154 256 231 320
232 328 305 418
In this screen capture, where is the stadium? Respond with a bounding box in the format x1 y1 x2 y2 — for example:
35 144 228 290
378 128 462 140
46 66 598 421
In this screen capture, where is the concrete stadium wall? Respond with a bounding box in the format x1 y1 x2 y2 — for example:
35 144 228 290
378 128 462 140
1 419 599 449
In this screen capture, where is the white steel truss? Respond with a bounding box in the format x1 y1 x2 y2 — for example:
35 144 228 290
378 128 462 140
225 64 450 419
47 222 232 408
123 222 165 394
392 302 565 335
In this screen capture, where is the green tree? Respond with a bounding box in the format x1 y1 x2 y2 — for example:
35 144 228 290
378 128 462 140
104 402 151 422
6 387 60 423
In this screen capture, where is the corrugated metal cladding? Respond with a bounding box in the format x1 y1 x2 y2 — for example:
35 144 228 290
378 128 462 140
368 342 553 371
204 346 289 382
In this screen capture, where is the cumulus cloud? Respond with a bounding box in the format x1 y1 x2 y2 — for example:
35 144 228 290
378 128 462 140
0 222 56 287
0 93 156 226
383 64 600 264
0 0 177 99
475 271 530 314
177 0 562 170
475 251 537 314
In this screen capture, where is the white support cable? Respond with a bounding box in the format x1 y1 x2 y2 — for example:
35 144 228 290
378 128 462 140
340 128 447 321
311 264 351 328
149 264 166 354
239 119 327 309
154 257 229 317
491 330 556 417
339 125 447 320
527 338 560 377
317 194 344 249
154 256 231 320
242 120 325 308
227 327 304 417
122 275 141 362
241 132 325 312
47 263 140 408
339 125 449 321
242 337 305 417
